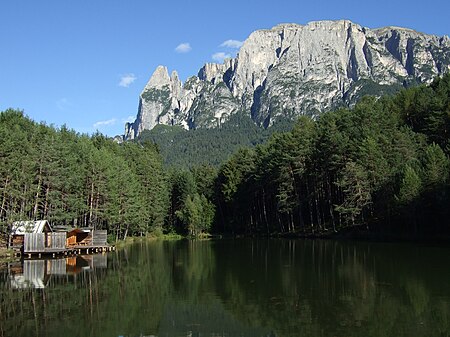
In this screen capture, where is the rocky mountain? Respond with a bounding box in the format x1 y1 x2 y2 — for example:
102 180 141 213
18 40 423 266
124 20 450 140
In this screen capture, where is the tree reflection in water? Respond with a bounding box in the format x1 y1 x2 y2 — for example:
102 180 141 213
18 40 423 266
0 239 450 337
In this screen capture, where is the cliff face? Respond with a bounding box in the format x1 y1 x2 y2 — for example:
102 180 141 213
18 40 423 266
125 20 450 139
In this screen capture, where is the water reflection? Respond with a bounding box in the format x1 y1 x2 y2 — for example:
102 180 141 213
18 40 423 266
8 255 107 289
1 239 450 337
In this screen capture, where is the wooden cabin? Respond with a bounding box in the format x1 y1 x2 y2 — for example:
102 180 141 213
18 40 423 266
10 220 52 248
10 220 68 255
9 220 59 252
9 221 112 258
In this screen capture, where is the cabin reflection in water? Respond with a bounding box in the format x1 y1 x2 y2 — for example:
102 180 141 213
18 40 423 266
9 255 107 289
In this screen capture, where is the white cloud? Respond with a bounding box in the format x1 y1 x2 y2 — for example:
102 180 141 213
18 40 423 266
212 52 232 62
122 115 135 123
175 42 192 53
93 118 117 128
220 39 243 49
119 73 137 87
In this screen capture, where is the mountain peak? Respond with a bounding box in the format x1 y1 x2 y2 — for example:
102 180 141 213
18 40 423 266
144 65 170 90
271 23 303 30
125 20 450 140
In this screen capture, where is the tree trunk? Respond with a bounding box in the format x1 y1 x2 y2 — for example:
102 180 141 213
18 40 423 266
88 181 94 226
1 177 9 220
43 186 50 217
262 189 269 235
306 180 314 233
123 224 129 241
33 172 42 220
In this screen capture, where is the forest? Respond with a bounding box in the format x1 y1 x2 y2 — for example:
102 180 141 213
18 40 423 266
0 74 449 240
213 74 450 238
138 113 292 168
0 114 169 240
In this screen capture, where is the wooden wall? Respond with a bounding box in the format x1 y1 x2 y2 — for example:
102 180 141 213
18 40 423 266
24 232 66 252
48 233 66 249
66 235 77 246
24 233 45 252
19 230 109 253
92 230 107 246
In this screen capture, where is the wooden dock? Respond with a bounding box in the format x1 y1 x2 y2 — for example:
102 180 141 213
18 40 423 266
12 230 115 259
19 245 116 259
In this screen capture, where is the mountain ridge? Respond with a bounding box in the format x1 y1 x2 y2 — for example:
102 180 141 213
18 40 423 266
123 19 450 140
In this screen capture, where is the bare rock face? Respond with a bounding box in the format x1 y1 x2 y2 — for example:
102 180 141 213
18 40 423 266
125 66 178 139
124 20 450 140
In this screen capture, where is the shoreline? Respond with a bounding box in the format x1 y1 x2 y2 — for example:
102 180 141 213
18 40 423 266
215 224 450 244
0 231 184 262
113 232 184 250
2 229 450 263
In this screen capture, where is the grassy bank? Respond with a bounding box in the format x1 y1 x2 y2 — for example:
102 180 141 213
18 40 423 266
113 232 184 250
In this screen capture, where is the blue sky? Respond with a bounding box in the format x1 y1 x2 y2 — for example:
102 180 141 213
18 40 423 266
1 0 449 136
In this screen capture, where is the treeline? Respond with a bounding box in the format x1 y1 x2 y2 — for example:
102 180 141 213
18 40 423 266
213 74 450 238
138 113 292 168
1 74 449 240
0 111 169 240
0 110 217 240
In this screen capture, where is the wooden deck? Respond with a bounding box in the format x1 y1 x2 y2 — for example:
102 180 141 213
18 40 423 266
19 245 115 259
11 230 115 259
13 231 114 258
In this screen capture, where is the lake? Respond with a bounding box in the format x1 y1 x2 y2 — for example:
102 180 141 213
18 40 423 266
1 239 450 336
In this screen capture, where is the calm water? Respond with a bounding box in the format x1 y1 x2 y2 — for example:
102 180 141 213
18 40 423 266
1 239 450 337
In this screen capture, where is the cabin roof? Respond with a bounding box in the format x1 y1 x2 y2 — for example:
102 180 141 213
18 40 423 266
52 225 73 232
11 220 52 235
67 228 92 235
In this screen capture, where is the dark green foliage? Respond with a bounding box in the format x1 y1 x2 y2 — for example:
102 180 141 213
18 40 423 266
0 110 168 240
166 169 197 233
2 73 450 240
213 74 450 238
137 113 293 168
393 74 450 153
176 193 215 236
345 79 404 104
166 168 215 236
